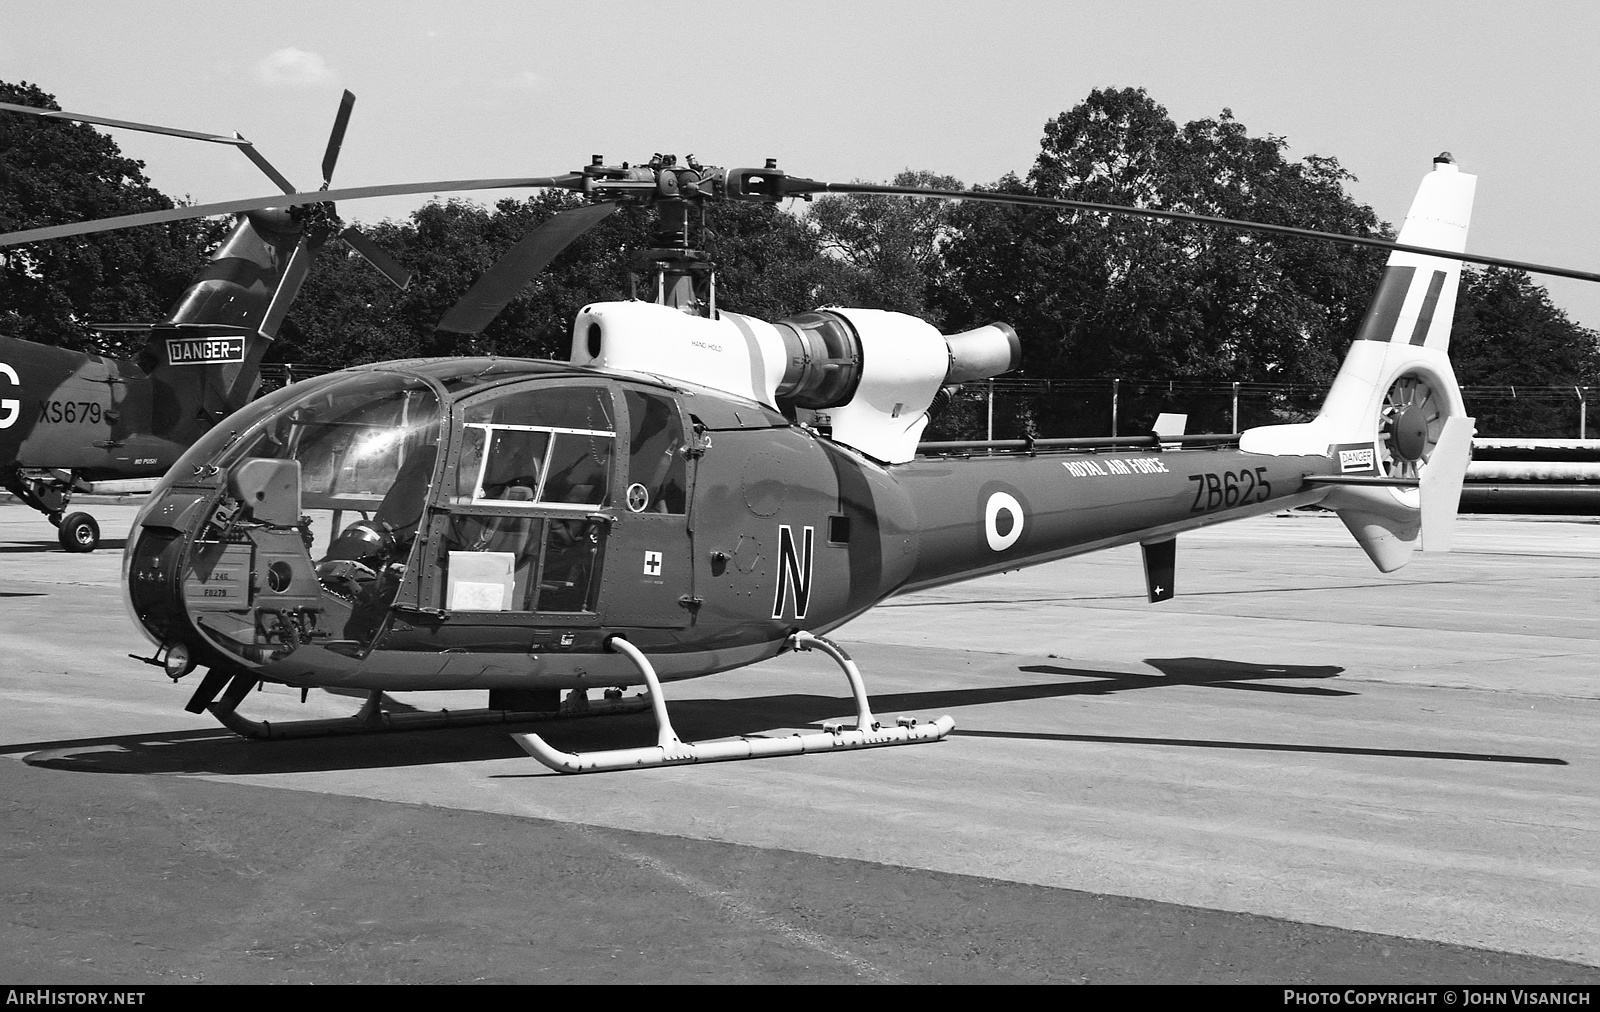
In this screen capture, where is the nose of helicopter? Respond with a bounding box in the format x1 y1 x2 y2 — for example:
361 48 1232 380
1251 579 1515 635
123 367 443 679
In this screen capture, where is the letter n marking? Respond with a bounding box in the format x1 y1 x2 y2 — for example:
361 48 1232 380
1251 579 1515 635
771 524 815 620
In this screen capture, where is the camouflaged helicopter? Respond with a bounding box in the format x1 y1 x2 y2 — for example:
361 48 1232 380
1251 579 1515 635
8 136 1598 774
0 93 409 551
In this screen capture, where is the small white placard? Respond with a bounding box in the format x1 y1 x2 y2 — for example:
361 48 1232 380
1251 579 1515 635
447 551 516 611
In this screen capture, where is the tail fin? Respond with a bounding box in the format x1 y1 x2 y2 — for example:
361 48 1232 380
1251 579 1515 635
127 210 316 442
1240 155 1478 571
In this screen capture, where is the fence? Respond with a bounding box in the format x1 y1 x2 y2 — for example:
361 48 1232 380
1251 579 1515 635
256 364 1593 440
928 379 1597 441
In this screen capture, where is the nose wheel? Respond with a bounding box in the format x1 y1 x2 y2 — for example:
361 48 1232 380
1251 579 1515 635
55 511 100 553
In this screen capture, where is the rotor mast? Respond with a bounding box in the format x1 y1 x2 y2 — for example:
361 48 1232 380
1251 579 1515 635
583 153 722 316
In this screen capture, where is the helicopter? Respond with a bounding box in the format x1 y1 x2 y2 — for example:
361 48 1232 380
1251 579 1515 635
7 143 1595 775
0 92 409 551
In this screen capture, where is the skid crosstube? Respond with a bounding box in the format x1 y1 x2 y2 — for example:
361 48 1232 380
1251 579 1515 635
513 631 955 773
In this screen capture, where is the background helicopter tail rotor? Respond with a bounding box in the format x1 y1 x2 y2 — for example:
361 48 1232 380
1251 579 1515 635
309 91 414 288
0 89 413 291
320 89 355 190
276 90 412 293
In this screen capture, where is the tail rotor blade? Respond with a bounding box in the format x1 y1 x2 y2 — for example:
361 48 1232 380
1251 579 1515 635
437 201 620 335
338 225 413 290
321 90 356 187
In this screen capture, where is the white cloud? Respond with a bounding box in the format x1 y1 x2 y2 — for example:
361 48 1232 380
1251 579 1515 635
255 47 337 87
496 70 543 91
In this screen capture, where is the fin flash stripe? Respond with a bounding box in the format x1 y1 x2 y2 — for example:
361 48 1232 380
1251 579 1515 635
1408 270 1448 347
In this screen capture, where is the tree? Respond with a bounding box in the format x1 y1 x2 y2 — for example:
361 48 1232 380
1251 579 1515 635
701 199 841 321
809 170 965 322
1451 267 1600 436
281 190 839 370
937 87 1391 435
0 80 225 358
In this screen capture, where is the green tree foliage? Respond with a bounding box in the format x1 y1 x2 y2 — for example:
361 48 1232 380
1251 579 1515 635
0 80 225 358
281 192 651 367
1452 267 1600 436
937 87 1391 435
808 170 965 322
281 191 838 369
702 199 843 322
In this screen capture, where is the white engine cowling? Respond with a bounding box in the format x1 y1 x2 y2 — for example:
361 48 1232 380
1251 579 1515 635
569 301 1019 463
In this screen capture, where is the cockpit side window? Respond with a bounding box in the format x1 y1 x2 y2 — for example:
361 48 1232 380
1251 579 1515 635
453 384 614 509
623 389 687 514
439 382 616 613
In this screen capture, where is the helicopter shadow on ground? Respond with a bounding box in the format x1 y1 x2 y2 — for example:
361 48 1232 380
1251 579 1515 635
0 539 127 554
8 657 1321 777
10 654 1538 779
10 656 1564 776
1019 657 1355 697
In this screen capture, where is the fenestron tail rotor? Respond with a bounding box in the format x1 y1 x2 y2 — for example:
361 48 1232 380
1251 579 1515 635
1378 372 1446 480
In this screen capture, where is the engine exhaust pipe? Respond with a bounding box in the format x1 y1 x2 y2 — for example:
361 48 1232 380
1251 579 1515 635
944 322 1020 385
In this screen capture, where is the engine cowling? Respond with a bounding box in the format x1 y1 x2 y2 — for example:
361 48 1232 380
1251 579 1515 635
569 301 1019 463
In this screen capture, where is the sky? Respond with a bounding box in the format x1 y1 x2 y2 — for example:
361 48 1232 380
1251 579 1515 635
5 0 1598 329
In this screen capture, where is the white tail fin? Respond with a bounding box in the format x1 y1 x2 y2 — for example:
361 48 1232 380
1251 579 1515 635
1240 155 1478 571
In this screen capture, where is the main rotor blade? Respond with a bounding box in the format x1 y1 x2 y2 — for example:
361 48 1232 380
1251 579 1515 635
786 180 1600 286
0 100 298 194
321 90 356 187
259 236 317 339
235 138 298 195
338 225 414 290
0 100 250 146
436 201 620 335
0 174 586 248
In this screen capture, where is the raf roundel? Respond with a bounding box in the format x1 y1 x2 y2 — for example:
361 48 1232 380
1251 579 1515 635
984 491 1025 552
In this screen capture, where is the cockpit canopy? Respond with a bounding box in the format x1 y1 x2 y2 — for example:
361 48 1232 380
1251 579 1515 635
129 361 693 648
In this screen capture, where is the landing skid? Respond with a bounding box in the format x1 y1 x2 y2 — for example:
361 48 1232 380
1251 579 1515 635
513 631 955 773
203 676 650 741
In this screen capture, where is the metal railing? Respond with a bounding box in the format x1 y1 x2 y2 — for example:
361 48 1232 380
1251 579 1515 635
943 378 1597 441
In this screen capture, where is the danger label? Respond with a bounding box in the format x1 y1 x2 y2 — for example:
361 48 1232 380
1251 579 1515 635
166 337 245 366
1339 447 1375 473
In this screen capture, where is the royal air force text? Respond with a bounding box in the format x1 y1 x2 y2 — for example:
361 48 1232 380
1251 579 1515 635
1059 457 1274 512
